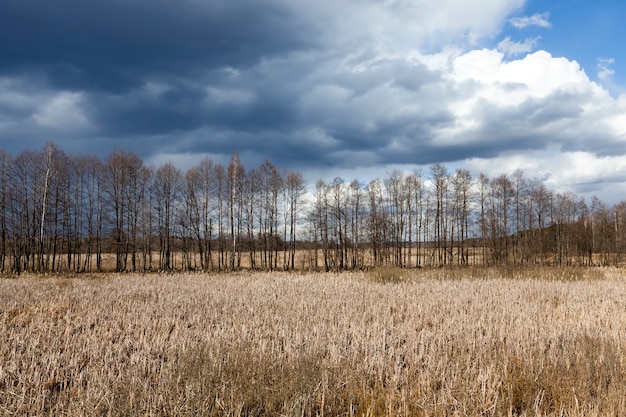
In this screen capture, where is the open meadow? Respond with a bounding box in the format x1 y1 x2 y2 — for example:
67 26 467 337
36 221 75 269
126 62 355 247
1 268 625 416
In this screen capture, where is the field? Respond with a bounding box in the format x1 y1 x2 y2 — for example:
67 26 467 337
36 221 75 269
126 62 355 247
1 268 625 416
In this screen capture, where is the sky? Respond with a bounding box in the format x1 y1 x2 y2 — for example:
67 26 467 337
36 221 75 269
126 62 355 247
0 0 625 202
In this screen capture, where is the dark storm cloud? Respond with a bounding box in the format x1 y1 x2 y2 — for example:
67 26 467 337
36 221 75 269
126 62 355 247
0 0 321 162
0 0 311 92
2 0 482 169
91 85 209 136
67 39 453 166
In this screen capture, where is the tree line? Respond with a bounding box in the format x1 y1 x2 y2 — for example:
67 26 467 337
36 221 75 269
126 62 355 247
1 142 625 273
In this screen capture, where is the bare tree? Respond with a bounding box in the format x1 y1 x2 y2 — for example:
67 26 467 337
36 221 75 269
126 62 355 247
11 150 45 272
385 170 407 267
105 151 128 272
285 171 306 270
182 167 204 270
39 143 56 271
329 177 348 270
0 151 11 272
104 150 147 272
367 179 387 267
590 196 612 266
407 170 426 267
430 164 448 266
490 174 514 265
141 167 156 272
76 155 106 272
552 191 582 266
227 153 245 270
196 157 216 270
347 179 365 269
451 168 472 265
154 162 182 271
613 201 626 265
529 181 553 266
243 167 260 269
258 161 282 270
310 179 330 271
511 169 528 266
477 173 490 267
127 159 151 272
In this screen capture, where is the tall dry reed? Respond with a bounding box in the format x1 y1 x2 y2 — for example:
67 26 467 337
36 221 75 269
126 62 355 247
1 268 625 416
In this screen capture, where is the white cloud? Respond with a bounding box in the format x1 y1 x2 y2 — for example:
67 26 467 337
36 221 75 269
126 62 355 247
32 92 90 131
465 151 626 200
607 94 626 136
597 58 616 80
0 78 42 111
497 36 540 56
451 49 594 102
228 37 623 176
289 0 525 52
437 48 626 200
508 12 551 29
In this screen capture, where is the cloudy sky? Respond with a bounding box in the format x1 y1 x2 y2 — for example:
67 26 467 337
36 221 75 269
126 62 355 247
0 0 625 201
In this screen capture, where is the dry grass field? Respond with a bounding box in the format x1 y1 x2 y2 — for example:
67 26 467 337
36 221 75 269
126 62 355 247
1 268 625 416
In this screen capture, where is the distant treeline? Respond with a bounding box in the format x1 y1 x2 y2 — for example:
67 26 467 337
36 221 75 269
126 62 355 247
0 142 623 273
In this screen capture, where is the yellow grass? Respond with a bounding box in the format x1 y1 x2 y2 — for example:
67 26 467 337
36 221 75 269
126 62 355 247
1 268 625 416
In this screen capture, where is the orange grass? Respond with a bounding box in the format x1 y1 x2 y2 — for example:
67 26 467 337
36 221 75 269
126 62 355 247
1 268 625 416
